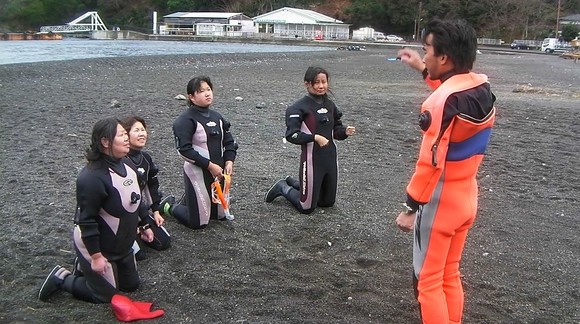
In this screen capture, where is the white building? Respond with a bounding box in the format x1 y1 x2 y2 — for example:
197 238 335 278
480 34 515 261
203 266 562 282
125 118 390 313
252 7 349 40
161 12 254 36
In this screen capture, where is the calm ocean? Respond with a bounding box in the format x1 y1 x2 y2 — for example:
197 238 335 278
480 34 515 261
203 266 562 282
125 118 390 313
0 38 332 65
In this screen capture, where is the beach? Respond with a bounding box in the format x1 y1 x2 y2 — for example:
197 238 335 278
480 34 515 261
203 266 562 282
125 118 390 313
0 48 579 323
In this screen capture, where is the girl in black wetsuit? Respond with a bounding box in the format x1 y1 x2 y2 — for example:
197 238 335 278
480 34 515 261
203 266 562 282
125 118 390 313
161 76 237 229
122 116 172 258
265 66 356 214
38 118 153 303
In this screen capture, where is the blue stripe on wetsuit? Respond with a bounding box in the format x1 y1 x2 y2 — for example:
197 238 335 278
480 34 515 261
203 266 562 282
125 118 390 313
446 128 492 161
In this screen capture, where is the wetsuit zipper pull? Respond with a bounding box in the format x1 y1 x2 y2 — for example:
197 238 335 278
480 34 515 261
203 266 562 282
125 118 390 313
431 144 438 166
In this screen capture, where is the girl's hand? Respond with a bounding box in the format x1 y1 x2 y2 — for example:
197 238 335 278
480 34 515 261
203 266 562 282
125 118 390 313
224 161 234 175
346 126 356 136
90 253 109 275
314 134 329 147
153 211 164 227
140 228 154 243
208 162 223 179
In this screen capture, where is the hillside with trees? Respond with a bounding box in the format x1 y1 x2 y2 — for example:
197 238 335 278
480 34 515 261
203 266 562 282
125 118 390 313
0 0 578 41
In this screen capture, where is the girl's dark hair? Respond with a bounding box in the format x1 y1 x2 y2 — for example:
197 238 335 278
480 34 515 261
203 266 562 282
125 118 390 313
304 66 332 95
423 19 477 71
86 117 121 162
186 76 213 106
121 115 146 133
304 66 329 84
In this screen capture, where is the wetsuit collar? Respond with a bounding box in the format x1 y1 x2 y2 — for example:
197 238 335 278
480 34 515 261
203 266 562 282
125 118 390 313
127 148 143 164
307 93 326 104
128 148 141 156
104 154 127 177
440 69 470 83
191 104 210 117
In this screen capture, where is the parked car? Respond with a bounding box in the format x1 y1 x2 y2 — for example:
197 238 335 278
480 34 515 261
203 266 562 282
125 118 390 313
510 41 532 50
373 32 386 40
385 34 404 42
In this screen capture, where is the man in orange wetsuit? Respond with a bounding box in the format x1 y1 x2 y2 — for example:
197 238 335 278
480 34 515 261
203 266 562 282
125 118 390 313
395 19 496 324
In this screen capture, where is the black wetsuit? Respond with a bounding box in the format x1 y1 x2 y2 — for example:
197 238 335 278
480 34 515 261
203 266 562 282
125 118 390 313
124 148 171 250
63 156 147 303
283 94 349 214
172 105 237 229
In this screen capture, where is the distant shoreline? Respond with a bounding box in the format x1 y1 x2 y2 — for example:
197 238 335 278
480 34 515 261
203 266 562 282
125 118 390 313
0 39 336 66
1 32 63 41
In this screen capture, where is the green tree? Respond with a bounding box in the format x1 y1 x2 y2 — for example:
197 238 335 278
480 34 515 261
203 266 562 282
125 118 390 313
345 0 387 30
562 0 580 12
0 0 85 31
561 24 579 41
167 0 213 12
0 0 577 37
42 0 84 25
1 0 46 30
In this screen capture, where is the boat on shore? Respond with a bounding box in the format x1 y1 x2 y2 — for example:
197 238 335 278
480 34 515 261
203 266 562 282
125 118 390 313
1 32 63 41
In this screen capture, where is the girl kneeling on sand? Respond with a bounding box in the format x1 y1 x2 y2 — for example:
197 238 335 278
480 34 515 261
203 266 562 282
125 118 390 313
160 76 238 229
265 66 355 213
122 116 173 260
39 118 153 303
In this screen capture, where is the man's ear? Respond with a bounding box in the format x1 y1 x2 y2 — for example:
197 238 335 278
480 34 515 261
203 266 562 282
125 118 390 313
440 54 454 69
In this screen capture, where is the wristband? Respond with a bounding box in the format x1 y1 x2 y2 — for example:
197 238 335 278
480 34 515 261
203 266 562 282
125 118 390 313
138 224 151 232
403 202 417 215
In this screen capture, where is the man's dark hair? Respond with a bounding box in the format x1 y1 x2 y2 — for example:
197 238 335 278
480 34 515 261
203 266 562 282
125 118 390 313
423 19 477 71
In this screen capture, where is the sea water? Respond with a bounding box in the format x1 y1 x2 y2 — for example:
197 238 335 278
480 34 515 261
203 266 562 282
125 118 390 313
0 38 332 65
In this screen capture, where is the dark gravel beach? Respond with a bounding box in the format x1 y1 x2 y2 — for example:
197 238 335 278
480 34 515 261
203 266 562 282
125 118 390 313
0 46 579 323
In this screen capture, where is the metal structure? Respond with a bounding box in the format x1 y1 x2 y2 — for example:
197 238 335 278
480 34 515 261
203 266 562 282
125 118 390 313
40 11 108 33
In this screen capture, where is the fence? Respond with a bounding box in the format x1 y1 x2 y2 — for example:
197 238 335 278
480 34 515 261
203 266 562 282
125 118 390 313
477 38 503 45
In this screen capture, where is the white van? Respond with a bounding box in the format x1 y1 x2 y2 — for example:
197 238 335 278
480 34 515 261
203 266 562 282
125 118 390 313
541 38 571 53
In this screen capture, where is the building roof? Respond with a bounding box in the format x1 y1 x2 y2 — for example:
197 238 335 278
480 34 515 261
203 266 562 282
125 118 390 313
560 14 580 23
252 7 344 25
164 12 247 19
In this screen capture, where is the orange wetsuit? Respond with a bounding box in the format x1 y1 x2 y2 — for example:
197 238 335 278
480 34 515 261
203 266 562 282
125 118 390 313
407 72 496 323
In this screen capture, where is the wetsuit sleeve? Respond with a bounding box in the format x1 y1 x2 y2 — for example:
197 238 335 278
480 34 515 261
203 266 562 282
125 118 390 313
406 97 456 207
76 170 107 255
332 105 348 140
405 71 448 209
222 118 237 162
138 201 149 224
285 102 315 144
173 115 211 169
142 151 161 211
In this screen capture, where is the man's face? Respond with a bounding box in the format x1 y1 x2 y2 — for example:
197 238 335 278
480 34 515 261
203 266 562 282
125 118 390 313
423 34 443 80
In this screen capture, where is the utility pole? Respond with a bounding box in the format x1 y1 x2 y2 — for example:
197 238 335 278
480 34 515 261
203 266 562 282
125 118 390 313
415 1 423 41
556 0 561 38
